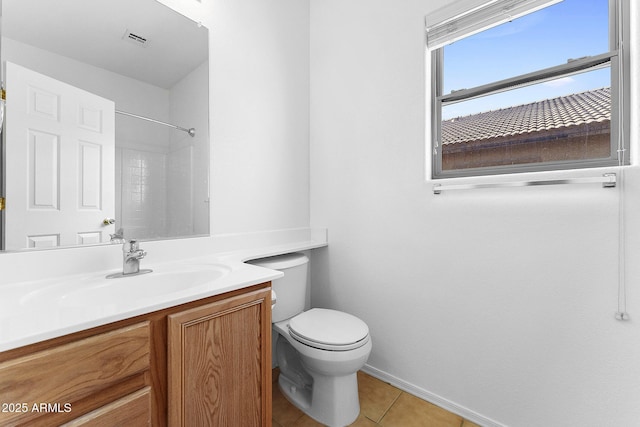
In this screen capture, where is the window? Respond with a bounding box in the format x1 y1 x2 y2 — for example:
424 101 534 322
429 0 630 178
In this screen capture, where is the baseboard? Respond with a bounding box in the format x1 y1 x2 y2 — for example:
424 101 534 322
360 364 507 427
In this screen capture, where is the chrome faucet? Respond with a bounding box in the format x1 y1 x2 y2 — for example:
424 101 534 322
110 228 125 244
123 239 146 275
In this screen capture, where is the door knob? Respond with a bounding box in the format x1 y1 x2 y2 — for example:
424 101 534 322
102 218 116 225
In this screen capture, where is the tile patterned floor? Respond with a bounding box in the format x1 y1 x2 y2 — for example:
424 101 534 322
272 369 482 427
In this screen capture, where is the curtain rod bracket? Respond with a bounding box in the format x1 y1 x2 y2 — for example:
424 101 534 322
602 173 617 188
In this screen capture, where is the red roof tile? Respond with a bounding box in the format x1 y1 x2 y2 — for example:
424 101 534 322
441 87 611 145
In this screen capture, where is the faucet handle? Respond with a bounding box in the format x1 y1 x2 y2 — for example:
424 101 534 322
123 239 139 253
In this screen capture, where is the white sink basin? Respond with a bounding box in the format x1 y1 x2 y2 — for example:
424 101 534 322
60 266 230 307
16 263 231 310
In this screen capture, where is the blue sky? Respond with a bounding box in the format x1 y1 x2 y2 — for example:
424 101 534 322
442 0 610 119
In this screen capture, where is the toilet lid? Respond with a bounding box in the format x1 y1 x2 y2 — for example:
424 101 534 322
288 308 369 351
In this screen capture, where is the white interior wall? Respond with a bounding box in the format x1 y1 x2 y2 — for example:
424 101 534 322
309 1 640 426
206 0 311 235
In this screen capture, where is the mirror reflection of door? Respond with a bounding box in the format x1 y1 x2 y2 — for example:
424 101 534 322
5 62 115 250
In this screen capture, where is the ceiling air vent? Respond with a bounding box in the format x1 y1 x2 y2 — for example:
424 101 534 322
122 29 149 48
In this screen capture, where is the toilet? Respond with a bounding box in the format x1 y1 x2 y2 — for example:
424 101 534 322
248 253 372 427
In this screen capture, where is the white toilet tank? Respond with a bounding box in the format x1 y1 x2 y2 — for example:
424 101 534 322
248 253 309 322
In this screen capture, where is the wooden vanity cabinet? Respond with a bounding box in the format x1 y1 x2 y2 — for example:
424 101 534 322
168 287 272 426
0 322 152 426
0 282 272 427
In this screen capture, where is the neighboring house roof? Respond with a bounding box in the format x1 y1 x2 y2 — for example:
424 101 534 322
441 87 611 145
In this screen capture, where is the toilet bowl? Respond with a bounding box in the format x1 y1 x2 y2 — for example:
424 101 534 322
248 253 372 427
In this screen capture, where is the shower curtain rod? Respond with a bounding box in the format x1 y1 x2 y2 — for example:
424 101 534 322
115 109 195 137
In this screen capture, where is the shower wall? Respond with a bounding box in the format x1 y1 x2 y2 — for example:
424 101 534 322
115 146 167 240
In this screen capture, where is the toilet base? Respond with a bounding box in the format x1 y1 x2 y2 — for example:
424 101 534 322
279 369 360 427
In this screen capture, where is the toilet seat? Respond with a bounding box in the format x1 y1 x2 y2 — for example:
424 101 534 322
288 308 369 351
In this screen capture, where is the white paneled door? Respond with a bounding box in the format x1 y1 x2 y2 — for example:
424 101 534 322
5 62 115 250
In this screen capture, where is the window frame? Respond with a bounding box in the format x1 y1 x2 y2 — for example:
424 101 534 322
430 0 630 179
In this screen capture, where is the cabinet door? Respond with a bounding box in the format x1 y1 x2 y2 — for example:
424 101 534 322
168 288 272 427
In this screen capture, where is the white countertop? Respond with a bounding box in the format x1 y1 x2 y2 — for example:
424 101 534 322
0 233 327 352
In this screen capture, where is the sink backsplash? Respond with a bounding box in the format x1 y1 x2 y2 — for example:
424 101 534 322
0 228 326 287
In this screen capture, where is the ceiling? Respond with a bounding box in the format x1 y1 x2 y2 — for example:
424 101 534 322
2 0 208 89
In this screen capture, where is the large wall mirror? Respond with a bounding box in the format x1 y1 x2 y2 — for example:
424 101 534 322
0 0 210 251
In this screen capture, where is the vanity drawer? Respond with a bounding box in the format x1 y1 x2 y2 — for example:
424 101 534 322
0 322 150 425
61 387 151 426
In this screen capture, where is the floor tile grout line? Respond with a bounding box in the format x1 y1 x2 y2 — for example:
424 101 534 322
375 389 404 424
